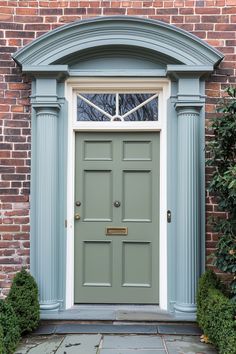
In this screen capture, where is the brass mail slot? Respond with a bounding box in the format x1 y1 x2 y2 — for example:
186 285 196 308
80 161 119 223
106 227 128 236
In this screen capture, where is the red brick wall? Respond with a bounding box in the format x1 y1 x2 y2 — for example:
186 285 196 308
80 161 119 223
0 0 236 297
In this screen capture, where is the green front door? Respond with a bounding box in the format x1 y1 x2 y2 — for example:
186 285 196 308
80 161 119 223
74 132 159 303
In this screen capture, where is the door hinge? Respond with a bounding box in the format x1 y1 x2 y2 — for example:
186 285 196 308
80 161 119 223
65 219 67 228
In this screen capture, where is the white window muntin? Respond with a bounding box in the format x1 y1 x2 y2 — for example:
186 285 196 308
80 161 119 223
69 78 168 131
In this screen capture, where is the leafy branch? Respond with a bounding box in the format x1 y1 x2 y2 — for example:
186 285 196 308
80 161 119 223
207 87 236 297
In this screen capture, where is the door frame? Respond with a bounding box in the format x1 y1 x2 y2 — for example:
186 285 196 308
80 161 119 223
65 77 170 310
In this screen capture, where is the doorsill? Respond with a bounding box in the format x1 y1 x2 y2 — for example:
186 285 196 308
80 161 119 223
40 304 184 321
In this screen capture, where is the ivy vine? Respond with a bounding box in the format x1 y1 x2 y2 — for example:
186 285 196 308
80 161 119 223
207 87 236 298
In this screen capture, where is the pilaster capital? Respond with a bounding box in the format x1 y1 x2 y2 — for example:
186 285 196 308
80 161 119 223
175 104 202 117
33 103 61 117
168 66 210 109
31 76 63 114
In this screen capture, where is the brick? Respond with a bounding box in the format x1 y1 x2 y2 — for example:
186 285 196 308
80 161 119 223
0 23 23 30
2 174 26 181
0 159 24 166
5 31 35 38
179 8 194 14
0 225 20 232
87 8 102 14
13 233 29 240
0 167 15 173
0 14 13 21
222 6 236 14
0 250 15 256
202 15 229 23
156 8 178 14
14 15 44 23
185 15 201 23
0 143 12 150
5 135 26 143
3 128 21 135
0 187 18 195
0 151 10 158
16 8 38 15
64 8 86 14
40 8 63 15
215 24 236 31
104 7 127 14
195 8 221 14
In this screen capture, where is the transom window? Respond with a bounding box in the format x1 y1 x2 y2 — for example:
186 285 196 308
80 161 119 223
77 93 158 122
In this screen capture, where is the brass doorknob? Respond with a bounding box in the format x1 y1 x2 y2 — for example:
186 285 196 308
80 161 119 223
74 213 81 220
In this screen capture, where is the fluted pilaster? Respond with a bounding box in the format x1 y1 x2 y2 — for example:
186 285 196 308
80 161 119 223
34 106 60 311
174 107 201 317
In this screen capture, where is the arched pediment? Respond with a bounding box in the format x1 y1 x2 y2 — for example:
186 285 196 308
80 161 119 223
13 16 223 68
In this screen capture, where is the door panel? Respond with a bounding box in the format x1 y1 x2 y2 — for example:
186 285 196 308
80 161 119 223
122 241 152 287
83 241 112 287
83 170 112 221
122 170 152 222
74 132 159 303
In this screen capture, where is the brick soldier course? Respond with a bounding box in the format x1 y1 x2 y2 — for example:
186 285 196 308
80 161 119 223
0 0 236 297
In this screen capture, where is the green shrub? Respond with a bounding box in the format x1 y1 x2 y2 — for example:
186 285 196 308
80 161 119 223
197 271 236 354
196 269 222 328
7 268 40 334
0 300 20 354
0 324 4 354
207 87 236 296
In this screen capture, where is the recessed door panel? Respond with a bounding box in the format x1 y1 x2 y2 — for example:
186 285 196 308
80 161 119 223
122 241 152 287
123 141 152 161
75 132 159 303
83 170 112 221
84 140 113 161
83 241 112 287
122 170 152 222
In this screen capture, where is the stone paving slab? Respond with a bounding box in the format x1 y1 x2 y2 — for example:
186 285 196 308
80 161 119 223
102 335 164 349
55 334 102 354
163 335 218 354
99 350 167 354
16 335 63 354
116 310 175 322
158 324 202 335
33 324 57 335
32 322 203 336
16 333 218 354
55 324 157 334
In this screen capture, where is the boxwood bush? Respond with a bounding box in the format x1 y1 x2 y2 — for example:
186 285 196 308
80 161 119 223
197 270 236 354
7 268 40 334
0 300 20 354
0 324 4 354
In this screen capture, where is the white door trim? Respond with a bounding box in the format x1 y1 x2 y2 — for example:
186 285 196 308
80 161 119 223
65 78 170 311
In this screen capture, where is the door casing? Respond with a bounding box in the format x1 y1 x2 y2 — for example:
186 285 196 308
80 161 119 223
65 78 169 310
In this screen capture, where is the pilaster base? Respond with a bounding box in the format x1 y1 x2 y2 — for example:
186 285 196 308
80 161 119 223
174 302 197 320
40 301 60 313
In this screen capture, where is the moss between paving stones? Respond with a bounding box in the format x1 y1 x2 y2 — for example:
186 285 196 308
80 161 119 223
197 270 236 354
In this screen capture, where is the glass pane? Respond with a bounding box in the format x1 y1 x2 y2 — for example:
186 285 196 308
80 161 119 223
119 94 158 121
77 94 116 121
77 93 158 122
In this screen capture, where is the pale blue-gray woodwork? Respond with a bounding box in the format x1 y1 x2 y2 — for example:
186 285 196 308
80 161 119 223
12 16 224 318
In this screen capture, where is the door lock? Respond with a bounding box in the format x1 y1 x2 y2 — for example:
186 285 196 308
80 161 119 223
75 213 81 220
167 210 171 223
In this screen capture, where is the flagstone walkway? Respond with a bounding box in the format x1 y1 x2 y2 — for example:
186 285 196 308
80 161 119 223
15 323 218 354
